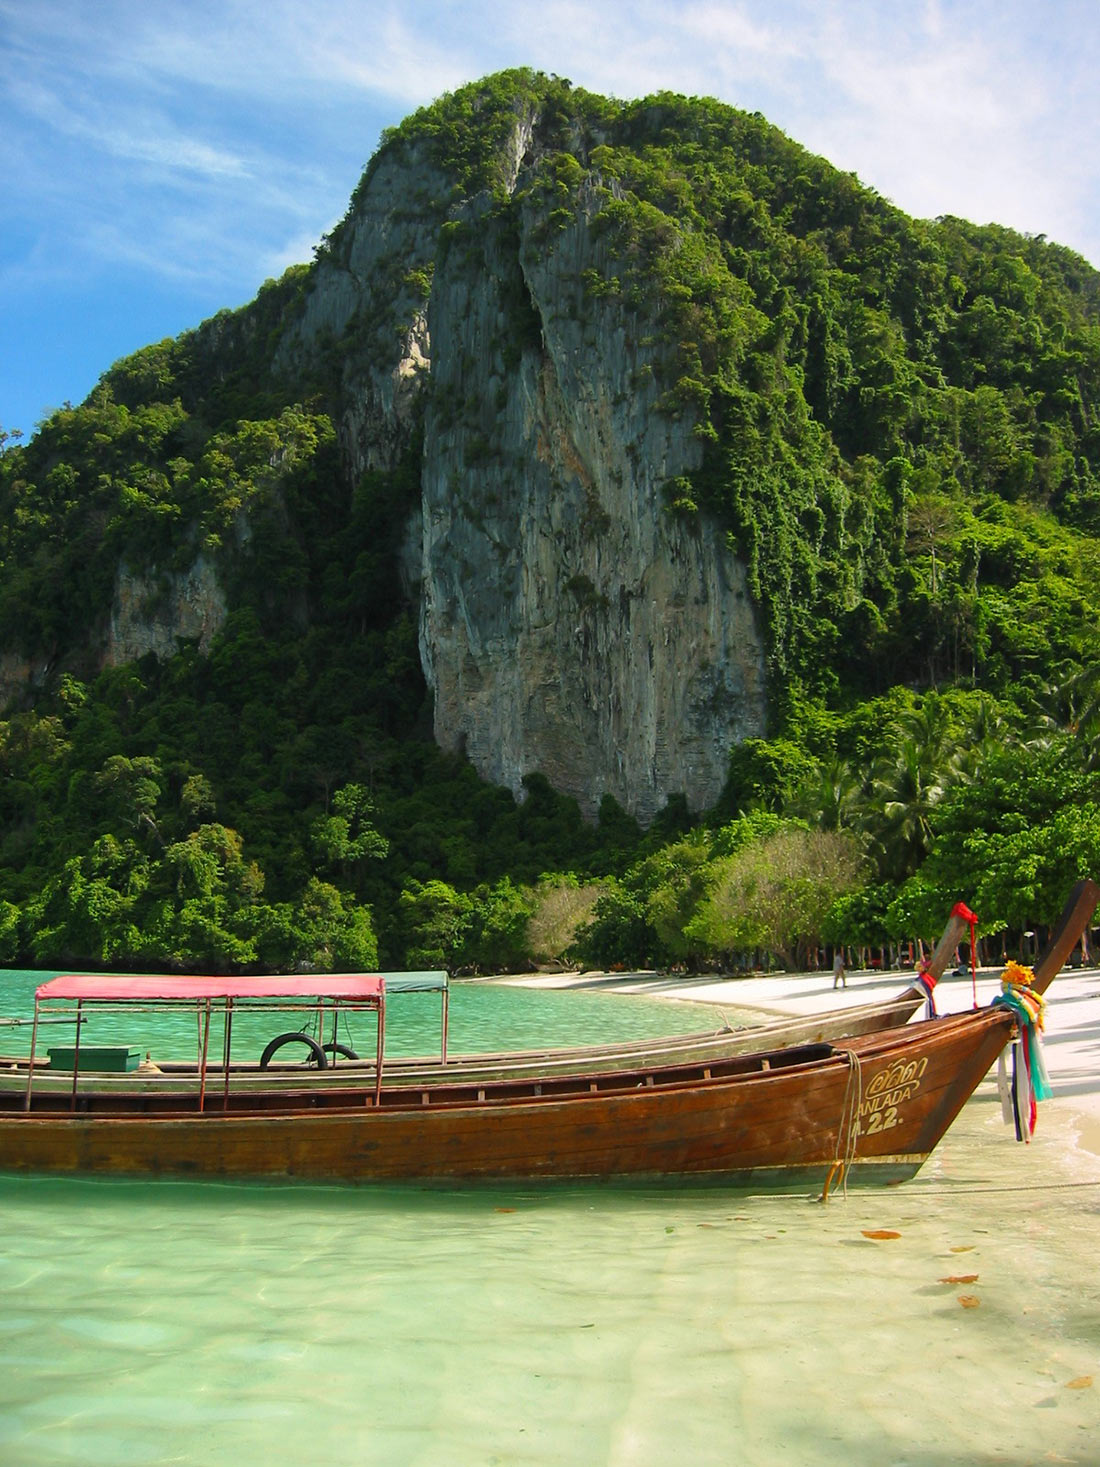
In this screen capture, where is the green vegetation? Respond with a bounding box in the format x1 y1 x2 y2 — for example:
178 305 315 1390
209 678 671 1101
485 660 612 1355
2 70 1100 972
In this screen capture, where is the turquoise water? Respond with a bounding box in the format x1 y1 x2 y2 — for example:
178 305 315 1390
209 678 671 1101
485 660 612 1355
0 969 728 1065
2 972 1099 1464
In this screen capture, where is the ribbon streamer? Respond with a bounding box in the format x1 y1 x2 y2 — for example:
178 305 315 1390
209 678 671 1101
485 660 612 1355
991 960 1051 1141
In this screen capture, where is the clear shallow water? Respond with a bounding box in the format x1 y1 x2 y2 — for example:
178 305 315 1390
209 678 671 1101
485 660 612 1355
2 968 742 1073
0 969 730 1065
2 974 1098 1464
1 1109 1098 1467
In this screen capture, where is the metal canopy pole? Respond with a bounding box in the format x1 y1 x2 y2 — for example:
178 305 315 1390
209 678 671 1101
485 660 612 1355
374 995 385 1106
222 999 233 1111
198 1001 211 1113
21 1001 41 1112
69 1000 83 1112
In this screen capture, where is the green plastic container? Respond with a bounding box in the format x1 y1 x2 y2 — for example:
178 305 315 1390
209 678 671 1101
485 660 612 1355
48 1046 141 1073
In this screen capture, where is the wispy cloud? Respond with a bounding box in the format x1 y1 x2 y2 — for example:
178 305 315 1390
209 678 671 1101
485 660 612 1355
793 1 1099 256
5 0 1097 269
9 75 253 181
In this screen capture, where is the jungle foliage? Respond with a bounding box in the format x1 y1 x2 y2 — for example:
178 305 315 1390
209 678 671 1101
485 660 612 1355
2 70 1100 972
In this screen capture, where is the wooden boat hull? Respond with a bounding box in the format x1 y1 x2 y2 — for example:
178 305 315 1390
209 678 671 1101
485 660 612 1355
0 900 973 1101
0 1009 1014 1187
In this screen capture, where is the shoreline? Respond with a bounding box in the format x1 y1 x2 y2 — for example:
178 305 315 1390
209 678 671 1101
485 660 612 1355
483 963 1100 1166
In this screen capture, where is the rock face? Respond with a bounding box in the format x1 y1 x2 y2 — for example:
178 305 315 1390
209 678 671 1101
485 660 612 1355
418 185 767 822
106 557 227 667
275 142 446 480
277 112 770 823
0 652 47 711
79 101 769 826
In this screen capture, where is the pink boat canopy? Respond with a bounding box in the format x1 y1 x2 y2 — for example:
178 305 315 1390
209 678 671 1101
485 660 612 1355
36 974 385 1003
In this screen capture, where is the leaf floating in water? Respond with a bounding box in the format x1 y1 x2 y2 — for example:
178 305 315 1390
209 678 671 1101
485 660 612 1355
938 1274 979 1285
1065 1376 1093 1390
950 1245 975 1253
493 1207 516 1214
861 1229 901 1240
957 1295 981 1309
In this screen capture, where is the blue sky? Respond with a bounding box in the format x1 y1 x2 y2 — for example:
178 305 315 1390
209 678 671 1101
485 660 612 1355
3 0 1097 440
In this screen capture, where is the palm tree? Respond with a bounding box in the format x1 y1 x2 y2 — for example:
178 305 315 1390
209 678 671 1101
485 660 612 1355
1046 666 1100 770
790 755 864 833
866 737 950 882
953 696 1016 782
863 694 966 882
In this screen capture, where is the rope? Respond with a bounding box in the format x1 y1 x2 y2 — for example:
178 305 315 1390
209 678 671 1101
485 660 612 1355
821 1048 863 1202
798 1176 1100 1204
895 1177 1100 1196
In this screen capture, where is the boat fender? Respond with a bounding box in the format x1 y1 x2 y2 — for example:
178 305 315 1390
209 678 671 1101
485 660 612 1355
259 1033 329 1068
321 1042 359 1061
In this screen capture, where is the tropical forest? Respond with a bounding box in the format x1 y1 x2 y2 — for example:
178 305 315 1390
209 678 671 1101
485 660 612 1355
2 69 1100 975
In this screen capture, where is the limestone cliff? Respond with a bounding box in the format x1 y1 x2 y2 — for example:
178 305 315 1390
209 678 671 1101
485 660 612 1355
274 141 446 480
276 106 768 822
106 556 227 667
6 79 771 826
418 180 766 822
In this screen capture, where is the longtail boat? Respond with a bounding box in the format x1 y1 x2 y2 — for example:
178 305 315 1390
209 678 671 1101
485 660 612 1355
0 905 973 1096
0 881 1094 1188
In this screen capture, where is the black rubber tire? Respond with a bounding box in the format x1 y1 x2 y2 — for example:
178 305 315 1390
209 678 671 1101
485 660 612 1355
259 1032 328 1069
321 1042 359 1061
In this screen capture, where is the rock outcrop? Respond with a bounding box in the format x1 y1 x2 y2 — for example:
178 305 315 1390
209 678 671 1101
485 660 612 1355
276 109 769 823
418 179 766 822
106 556 228 667
24 90 770 826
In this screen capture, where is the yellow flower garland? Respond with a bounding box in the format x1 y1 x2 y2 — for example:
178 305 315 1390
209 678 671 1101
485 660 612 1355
999 959 1045 1028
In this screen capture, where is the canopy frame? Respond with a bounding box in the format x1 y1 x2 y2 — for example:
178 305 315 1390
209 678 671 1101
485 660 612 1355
24 974 388 1112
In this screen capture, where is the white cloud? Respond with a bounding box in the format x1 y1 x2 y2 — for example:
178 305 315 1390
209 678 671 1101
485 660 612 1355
10 75 253 182
783 3 1098 259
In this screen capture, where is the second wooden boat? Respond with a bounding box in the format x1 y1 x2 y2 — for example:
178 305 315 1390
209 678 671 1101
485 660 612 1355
0 904 973 1096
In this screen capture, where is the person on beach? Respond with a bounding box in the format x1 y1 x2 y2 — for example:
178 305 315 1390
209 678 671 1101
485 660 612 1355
832 949 847 989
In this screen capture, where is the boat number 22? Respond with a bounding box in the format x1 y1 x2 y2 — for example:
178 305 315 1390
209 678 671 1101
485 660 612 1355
864 1105 898 1135
856 1056 929 1136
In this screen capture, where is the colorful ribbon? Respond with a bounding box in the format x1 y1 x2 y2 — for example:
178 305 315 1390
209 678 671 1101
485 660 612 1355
992 960 1051 1142
915 966 938 1019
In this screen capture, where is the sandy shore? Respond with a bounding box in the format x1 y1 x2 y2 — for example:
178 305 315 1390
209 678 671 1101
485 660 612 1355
490 962 1100 1162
